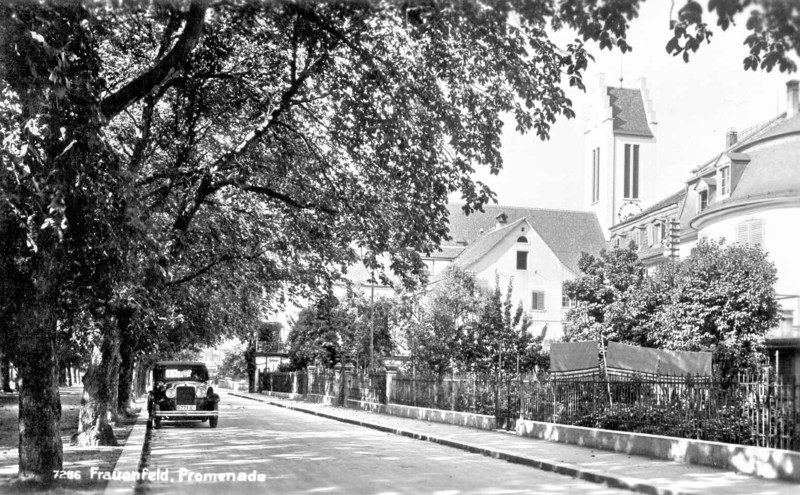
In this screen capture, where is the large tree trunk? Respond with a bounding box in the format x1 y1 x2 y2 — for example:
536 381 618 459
71 320 120 447
116 308 136 415
117 357 135 414
0 351 12 392
17 297 62 482
134 359 149 397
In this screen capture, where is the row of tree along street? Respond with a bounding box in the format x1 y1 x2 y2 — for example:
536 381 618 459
0 0 796 484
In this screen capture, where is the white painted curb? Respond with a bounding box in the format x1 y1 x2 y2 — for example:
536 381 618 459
103 411 148 495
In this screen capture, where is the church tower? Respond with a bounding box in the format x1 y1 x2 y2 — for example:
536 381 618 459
584 74 658 238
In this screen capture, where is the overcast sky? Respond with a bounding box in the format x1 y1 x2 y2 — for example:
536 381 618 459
471 2 791 211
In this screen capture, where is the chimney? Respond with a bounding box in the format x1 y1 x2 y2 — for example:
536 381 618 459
787 80 799 118
726 127 738 147
495 212 508 230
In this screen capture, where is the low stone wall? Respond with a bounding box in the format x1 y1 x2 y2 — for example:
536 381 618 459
346 399 496 431
517 420 800 482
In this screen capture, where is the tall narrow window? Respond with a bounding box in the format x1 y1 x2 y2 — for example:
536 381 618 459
532 291 545 311
624 144 640 199
592 147 600 203
633 144 639 199
720 166 731 196
516 251 528 270
698 190 709 212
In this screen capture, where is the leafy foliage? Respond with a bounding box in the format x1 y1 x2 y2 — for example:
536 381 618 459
217 345 248 381
405 268 546 375
563 240 779 376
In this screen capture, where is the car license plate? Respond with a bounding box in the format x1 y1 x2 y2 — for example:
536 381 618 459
177 405 195 411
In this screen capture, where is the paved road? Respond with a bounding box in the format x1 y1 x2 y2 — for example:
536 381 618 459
142 391 629 494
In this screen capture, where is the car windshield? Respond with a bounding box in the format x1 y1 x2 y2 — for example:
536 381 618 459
155 366 208 382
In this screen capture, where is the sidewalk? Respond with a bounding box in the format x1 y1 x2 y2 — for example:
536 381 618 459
231 391 798 495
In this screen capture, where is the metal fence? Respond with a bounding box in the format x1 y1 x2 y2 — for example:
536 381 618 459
259 368 799 450
259 371 307 395
309 369 340 401
347 372 387 404
389 370 799 449
518 372 799 450
390 372 526 428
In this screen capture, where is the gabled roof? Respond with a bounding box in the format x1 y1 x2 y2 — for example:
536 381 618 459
607 88 654 137
444 204 606 274
422 245 465 260
451 218 526 271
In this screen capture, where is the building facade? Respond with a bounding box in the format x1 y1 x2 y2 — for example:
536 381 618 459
602 80 800 380
427 204 606 341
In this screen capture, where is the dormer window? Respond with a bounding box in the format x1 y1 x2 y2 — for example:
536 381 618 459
698 190 709 212
695 177 715 212
649 221 664 247
719 166 731 197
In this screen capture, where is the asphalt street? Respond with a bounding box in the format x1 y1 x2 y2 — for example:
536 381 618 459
141 391 629 495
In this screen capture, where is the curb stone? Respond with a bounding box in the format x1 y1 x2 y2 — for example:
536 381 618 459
103 406 149 495
230 392 692 495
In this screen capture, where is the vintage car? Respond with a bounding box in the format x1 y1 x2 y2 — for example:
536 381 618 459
147 361 219 428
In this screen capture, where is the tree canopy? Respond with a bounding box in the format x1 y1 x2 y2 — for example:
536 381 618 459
563 240 779 377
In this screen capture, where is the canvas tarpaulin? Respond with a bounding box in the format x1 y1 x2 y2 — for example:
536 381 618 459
606 341 711 376
549 341 598 373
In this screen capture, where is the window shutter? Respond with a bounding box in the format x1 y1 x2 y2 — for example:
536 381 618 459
736 222 748 245
750 219 764 247
532 291 545 310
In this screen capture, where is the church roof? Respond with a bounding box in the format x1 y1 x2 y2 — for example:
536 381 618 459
444 204 606 274
607 87 654 137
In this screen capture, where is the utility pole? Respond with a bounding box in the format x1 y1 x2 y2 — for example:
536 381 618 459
370 275 375 371
663 217 681 260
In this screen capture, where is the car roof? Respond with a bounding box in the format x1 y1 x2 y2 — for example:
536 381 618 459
154 361 208 367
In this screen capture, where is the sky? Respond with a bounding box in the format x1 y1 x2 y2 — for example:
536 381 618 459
470 1 791 211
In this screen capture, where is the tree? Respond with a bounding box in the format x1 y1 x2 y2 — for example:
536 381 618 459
1 0 796 482
562 244 649 345
645 240 779 379
339 295 397 371
463 277 537 374
402 268 544 375
286 295 354 369
217 345 248 381
563 240 779 378
406 268 485 375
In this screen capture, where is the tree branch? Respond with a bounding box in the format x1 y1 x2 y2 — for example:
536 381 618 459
100 1 208 122
238 184 337 214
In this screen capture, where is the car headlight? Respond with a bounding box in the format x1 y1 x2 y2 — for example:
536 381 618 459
166 387 176 399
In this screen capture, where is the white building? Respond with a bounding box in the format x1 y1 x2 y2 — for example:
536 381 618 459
605 80 800 380
427 204 606 341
